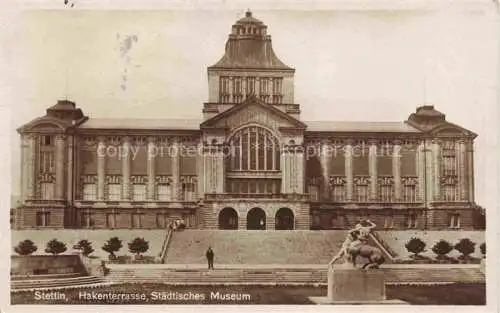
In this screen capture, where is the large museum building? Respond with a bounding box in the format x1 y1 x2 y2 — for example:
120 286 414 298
15 11 483 230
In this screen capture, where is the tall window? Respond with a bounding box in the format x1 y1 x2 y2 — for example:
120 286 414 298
182 182 195 201
449 213 460 229
107 184 121 201
233 77 243 103
378 177 394 202
131 213 142 228
106 213 118 228
271 77 283 104
308 179 320 202
36 212 50 227
405 213 417 229
132 184 146 201
384 213 394 229
80 212 94 228
246 77 256 96
228 126 280 171
40 182 55 200
442 142 457 176
82 183 97 200
330 177 346 202
219 76 230 103
40 151 55 173
41 135 53 146
157 184 172 201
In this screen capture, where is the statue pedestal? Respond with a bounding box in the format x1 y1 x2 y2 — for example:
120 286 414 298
309 266 406 304
328 266 385 302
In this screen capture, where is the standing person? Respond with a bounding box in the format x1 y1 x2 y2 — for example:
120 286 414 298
206 246 214 270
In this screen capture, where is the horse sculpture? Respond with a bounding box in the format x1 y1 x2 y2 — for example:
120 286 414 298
328 219 386 269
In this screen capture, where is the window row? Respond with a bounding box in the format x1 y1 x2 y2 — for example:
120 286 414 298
307 184 418 203
226 179 281 194
78 212 196 229
219 76 283 103
81 183 197 201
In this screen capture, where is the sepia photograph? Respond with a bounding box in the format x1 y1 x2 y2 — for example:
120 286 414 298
3 1 499 310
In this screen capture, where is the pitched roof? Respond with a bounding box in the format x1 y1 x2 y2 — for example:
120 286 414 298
304 121 421 133
78 118 201 130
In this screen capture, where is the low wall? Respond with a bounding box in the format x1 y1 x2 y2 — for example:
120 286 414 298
11 255 87 276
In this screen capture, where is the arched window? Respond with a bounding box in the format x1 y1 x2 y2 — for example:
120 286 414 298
228 126 280 171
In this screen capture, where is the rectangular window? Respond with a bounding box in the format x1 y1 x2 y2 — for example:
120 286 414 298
443 184 458 201
41 135 53 146
107 184 121 201
80 212 93 228
36 212 50 227
40 151 55 173
156 213 169 228
449 214 461 229
406 213 417 229
40 182 55 200
157 184 172 201
219 76 230 103
384 215 394 229
378 181 394 202
82 183 97 200
183 182 195 201
106 213 117 228
331 184 346 202
246 77 256 95
132 184 146 201
131 213 142 228
233 77 243 103
355 184 369 202
309 185 319 201
403 184 418 202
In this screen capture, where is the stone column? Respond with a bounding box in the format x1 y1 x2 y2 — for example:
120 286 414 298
255 77 260 98
432 140 441 201
228 77 233 103
321 141 330 200
66 135 74 202
146 137 156 200
392 141 402 201
467 140 474 202
281 147 288 194
296 149 305 194
216 144 225 193
54 135 66 199
417 141 426 202
171 138 181 200
97 137 106 201
344 141 354 201
368 140 378 200
22 135 37 200
424 140 434 204
121 137 131 200
457 140 467 201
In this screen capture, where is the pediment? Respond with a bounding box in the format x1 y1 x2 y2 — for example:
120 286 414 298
200 97 306 132
17 116 70 134
430 122 477 138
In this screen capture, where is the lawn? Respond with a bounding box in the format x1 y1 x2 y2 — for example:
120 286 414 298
11 283 485 305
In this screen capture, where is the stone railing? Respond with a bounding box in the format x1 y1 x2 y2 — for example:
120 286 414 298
204 193 309 201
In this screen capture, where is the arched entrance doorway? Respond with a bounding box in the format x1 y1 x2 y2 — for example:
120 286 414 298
247 207 266 230
275 208 294 230
218 207 238 230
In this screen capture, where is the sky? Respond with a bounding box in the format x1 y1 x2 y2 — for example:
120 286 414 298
2 5 499 212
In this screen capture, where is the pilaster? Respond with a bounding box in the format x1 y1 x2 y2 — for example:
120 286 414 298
457 139 467 201
146 137 156 200
432 139 441 201
392 141 402 201
122 136 131 200
54 135 66 199
96 136 106 201
368 140 378 200
171 138 181 200
344 142 354 201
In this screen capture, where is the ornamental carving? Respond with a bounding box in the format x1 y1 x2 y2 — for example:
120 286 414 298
441 176 458 185
105 175 122 184
81 136 97 147
180 176 197 183
37 172 55 182
130 175 147 184
354 176 371 185
155 176 173 184
329 176 346 186
132 136 147 146
106 136 122 146
401 176 418 186
80 175 96 184
377 176 394 186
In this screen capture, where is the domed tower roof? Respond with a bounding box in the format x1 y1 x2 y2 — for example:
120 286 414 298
209 10 293 71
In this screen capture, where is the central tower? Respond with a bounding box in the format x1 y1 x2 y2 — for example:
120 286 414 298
204 10 299 120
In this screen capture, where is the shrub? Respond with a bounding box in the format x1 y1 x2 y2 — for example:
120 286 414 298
405 237 426 258
74 239 94 257
454 238 476 259
14 239 37 255
102 237 123 258
431 239 453 260
128 237 149 258
480 242 486 256
44 239 67 255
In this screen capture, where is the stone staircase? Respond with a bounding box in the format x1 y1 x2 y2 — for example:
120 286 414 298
105 266 485 285
11 275 113 292
165 230 349 264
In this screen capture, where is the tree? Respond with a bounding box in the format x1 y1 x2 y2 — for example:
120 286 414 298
44 239 67 255
128 237 149 259
405 237 426 259
432 239 453 260
480 242 486 256
74 239 94 257
454 238 476 259
102 237 122 259
14 239 37 255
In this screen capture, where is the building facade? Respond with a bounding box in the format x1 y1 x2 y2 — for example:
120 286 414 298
15 11 482 231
